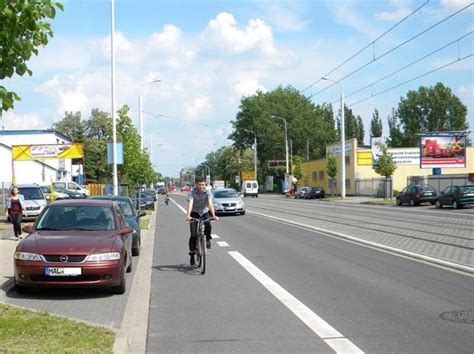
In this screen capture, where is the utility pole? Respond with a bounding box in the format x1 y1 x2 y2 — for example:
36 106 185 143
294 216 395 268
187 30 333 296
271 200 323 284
306 139 309 161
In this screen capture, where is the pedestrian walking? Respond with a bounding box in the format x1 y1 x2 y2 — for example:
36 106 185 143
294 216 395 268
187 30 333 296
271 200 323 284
5 187 26 241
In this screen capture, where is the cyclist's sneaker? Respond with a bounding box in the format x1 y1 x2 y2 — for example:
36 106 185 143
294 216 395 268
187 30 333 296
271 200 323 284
206 239 211 249
190 254 195 266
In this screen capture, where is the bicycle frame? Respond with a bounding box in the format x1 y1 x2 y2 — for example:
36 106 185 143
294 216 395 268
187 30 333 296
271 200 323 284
189 217 213 274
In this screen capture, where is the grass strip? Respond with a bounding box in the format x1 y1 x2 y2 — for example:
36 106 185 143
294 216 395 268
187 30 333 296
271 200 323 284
140 219 151 230
0 304 115 353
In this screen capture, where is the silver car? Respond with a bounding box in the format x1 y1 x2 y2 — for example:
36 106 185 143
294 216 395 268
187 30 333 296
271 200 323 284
212 188 245 215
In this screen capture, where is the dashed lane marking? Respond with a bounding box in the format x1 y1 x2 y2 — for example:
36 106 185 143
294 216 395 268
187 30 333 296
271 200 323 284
217 241 229 247
228 251 364 354
211 234 220 239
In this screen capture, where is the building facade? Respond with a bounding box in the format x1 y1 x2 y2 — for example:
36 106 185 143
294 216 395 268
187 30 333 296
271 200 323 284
301 138 474 196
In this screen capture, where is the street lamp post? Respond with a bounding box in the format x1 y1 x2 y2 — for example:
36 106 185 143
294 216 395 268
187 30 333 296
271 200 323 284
110 0 118 195
322 77 345 199
270 115 289 175
139 79 161 151
243 128 257 180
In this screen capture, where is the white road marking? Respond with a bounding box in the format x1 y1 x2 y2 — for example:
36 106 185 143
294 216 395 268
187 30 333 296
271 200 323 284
211 233 220 239
247 210 474 275
217 241 229 247
228 251 364 354
170 198 187 214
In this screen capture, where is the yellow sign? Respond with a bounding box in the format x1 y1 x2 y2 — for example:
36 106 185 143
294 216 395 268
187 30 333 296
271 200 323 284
12 143 84 161
241 171 255 180
357 151 372 166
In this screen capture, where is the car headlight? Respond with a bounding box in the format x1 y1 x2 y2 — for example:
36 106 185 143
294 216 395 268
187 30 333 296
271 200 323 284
214 203 222 207
85 252 121 262
14 252 44 261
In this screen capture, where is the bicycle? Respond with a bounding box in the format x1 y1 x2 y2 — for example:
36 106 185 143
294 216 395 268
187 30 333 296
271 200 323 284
189 217 214 274
165 196 170 206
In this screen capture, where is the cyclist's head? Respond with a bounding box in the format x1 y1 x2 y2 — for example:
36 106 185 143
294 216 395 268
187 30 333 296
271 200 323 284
195 177 206 191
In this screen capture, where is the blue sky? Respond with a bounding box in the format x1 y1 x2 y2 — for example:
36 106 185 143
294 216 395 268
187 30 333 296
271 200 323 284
2 0 473 177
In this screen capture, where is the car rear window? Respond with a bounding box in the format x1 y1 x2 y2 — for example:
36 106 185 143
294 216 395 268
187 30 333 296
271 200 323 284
36 205 115 231
461 186 474 193
252 183 257 188
418 185 435 192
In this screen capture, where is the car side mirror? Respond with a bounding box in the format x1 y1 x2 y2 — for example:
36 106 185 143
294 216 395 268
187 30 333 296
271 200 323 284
138 210 146 218
118 226 133 234
22 225 34 234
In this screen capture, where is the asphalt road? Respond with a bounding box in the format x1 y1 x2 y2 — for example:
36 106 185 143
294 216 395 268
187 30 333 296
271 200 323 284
147 194 473 353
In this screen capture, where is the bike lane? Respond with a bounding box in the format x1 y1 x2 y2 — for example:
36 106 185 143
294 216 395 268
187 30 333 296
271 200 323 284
146 196 333 353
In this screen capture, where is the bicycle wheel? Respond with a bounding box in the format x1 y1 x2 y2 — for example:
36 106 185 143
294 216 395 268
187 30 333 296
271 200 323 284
199 235 206 275
195 237 202 268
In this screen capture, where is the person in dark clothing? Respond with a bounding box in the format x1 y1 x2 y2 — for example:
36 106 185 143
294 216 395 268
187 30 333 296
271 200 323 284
185 177 218 266
5 187 26 241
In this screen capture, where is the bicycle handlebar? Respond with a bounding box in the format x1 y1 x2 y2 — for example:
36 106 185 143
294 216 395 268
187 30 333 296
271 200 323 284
188 217 215 223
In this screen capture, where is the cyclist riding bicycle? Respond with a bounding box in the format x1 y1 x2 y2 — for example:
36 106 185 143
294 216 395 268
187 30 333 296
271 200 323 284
185 177 218 266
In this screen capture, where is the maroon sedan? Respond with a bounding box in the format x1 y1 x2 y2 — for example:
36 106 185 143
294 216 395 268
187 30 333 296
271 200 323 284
14 199 133 294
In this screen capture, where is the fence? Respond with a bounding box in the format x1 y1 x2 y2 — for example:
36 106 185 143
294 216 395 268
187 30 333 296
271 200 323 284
408 174 471 193
1 182 10 210
355 177 393 198
86 183 106 196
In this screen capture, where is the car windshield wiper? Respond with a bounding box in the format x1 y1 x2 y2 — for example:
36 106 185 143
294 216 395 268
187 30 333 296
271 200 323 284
36 227 58 231
59 227 95 231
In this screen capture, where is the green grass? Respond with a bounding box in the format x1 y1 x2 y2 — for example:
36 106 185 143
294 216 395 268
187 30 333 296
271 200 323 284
145 210 153 215
0 304 115 353
140 219 151 230
363 199 396 206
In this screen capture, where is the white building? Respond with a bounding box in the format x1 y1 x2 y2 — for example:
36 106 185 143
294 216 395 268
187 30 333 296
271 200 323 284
0 129 73 185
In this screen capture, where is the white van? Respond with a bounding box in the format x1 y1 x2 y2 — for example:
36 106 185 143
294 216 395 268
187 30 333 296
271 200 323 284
241 180 258 198
53 181 89 197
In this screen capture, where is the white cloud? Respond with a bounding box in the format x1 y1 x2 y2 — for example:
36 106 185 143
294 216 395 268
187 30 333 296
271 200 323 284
101 31 140 64
375 7 412 21
202 12 278 57
184 96 213 120
457 84 474 101
389 0 413 6
330 3 379 39
234 79 268 97
261 1 309 32
1 112 44 130
150 25 182 52
440 0 473 11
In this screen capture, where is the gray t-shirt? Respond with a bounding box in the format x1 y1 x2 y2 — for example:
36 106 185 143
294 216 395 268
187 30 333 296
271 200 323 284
187 187 213 216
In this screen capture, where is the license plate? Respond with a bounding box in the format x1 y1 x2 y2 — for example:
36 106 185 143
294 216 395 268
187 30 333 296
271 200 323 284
424 192 433 196
45 267 81 276
225 207 235 210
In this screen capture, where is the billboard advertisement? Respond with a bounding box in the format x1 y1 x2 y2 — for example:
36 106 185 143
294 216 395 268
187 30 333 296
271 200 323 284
420 133 467 168
12 143 84 161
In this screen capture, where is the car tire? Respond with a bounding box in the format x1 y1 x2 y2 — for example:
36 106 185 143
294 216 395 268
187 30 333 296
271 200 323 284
396 198 401 206
409 198 415 207
132 245 140 256
435 200 442 209
14 279 28 294
111 271 126 295
453 200 460 209
241 211 245 215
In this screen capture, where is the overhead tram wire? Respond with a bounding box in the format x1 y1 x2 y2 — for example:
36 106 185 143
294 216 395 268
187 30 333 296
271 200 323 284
329 31 474 105
300 0 431 93
309 2 473 99
347 53 473 108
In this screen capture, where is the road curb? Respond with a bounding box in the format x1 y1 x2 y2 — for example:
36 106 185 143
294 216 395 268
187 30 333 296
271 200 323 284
247 210 474 275
113 209 157 354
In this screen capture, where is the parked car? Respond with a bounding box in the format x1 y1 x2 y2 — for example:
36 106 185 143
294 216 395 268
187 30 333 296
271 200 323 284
157 187 166 195
144 189 157 201
396 184 437 206
14 184 48 220
305 186 325 199
14 199 133 294
213 188 245 215
134 191 155 210
52 181 88 197
91 195 146 256
54 186 87 199
295 186 310 199
40 185 70 203
435 185 474 209
181 186 190 192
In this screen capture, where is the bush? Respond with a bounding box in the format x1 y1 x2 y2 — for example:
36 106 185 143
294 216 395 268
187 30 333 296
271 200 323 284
393 189 400 197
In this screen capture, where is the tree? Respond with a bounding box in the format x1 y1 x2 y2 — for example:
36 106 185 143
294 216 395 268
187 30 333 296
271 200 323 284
229 86 338 178
326 155 338 197
292 155 303 187
52 111 85 142
373 144 397 199
337 105 365 144
389 83 469 147
0 1 63 111
370 109 383 138
386 108 404 148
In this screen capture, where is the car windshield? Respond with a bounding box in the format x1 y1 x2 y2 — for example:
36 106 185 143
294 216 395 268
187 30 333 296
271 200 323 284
41 186 50 193
461 186 474 193
214 190 239 198
20 188 44 200
36 205 115 231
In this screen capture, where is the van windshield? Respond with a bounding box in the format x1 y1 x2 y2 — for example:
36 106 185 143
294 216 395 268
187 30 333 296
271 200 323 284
20 188 44 200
